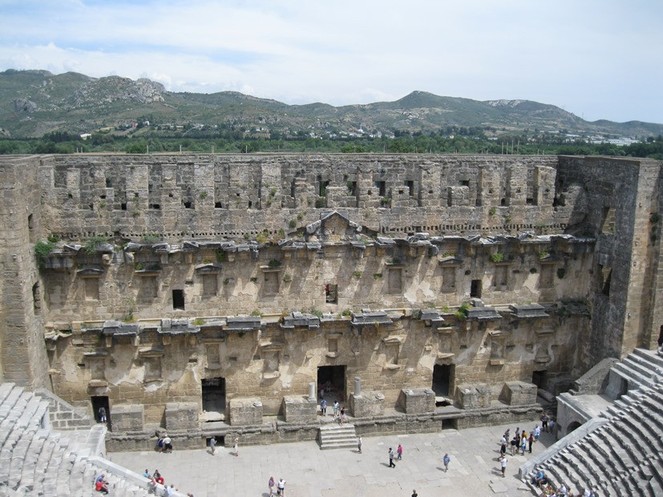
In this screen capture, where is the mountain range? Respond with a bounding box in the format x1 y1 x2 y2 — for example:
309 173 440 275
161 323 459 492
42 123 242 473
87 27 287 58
1 69 662 140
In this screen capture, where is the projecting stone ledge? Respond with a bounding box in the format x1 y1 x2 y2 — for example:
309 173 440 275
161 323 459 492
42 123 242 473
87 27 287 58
229 397 263 426
350 390 385 417
457 384 491 409
500 381 538 405
398 388 435 414
282 396 317 423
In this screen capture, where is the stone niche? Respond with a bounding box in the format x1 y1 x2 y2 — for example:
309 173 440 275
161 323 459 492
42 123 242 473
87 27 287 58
282 396 317 423
456 383 491 409
350 390 385 418
499 381 538 406
397 388 435 414
165 402 199 431
228 397 263 426
111 404 144 432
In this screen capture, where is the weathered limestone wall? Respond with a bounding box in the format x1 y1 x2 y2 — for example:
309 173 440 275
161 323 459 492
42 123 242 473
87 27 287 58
0 153 661 442
557 156 663 361
0 156 51 388
40 154 564 241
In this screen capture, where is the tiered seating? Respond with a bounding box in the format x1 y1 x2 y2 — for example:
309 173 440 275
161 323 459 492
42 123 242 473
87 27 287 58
0 383 156 496
527 349 663 497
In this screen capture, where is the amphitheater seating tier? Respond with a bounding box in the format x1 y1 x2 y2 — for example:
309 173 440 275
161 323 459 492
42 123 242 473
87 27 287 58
527 349 663 497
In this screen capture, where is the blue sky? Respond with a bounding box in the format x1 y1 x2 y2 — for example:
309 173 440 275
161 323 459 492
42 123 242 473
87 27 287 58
0 0 661 123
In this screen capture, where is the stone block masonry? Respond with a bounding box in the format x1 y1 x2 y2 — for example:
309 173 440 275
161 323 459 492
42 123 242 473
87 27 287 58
0 153 661 449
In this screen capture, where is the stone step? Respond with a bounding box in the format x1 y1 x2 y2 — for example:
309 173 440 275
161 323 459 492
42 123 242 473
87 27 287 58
632 348 663 370
622 356 663 380
319 424 358 450
611 362 658 390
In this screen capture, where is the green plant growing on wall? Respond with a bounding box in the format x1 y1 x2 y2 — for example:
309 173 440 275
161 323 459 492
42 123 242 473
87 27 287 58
341 309 352 317
490 252 504 263
373 272 383 279
216 250 227 263
310 308 323 318
489 207 497 216
537 249 549 260
288 219 297 229
84 235 109 254
35 239 56 268
277 228 285 239
454 302 471 321
256 230 269 244
250 309 263 317
192 317 205 326
199 191 208 200
282 273 292 283
142 233 160 244
352 271 362 279
268 259 282 268
47 234 60 243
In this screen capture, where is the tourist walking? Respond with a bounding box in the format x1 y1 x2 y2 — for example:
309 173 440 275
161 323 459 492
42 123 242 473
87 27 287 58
528 432 534 453
268 476 275 497
388 447 396 468
98 406 107 423
397 444 403 460
443 453 451 472
320 398 327 416
357 436 362 454
233 436 239 456
500 455 508 477
208 436 216 455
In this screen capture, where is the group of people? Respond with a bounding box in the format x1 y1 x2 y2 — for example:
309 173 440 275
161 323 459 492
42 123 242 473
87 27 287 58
267 476 286 496
500 425 538 457
319 399 348 424
94 474 109 494
532 469 597 497
155 432 173 453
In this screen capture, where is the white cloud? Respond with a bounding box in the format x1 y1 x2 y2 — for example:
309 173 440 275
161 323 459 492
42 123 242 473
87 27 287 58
0 0 661 122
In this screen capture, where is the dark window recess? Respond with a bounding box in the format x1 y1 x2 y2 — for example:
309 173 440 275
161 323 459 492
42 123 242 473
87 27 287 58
121 203 127 211
405 180 414 196
183 201 193 209
461 180 470 187
470 279 482 298
325 284 338 304
215 202 222 208
173 289 185 310
375 181 386 197
149 204 161 210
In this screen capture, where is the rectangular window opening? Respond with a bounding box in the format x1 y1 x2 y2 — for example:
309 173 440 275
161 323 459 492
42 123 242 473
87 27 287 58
173 289 185 310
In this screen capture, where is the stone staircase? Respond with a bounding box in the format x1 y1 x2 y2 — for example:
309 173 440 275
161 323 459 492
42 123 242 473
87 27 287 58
0 383 167 497
318 423 358 450
524 349 663 497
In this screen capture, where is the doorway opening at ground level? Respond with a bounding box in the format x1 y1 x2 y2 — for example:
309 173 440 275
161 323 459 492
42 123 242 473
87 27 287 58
432 364 454 405
532 370 547 390
91 396 111 430
317 365 346 404
202 377 226 422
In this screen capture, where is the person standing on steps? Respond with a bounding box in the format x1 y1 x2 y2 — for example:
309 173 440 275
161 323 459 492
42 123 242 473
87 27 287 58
388 447 396 468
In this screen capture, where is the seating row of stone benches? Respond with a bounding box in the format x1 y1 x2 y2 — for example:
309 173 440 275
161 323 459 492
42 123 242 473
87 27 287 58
0 383 155 496
527 349 663 497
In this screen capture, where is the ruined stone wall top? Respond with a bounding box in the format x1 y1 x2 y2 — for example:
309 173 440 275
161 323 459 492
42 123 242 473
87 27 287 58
39 154 564 241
